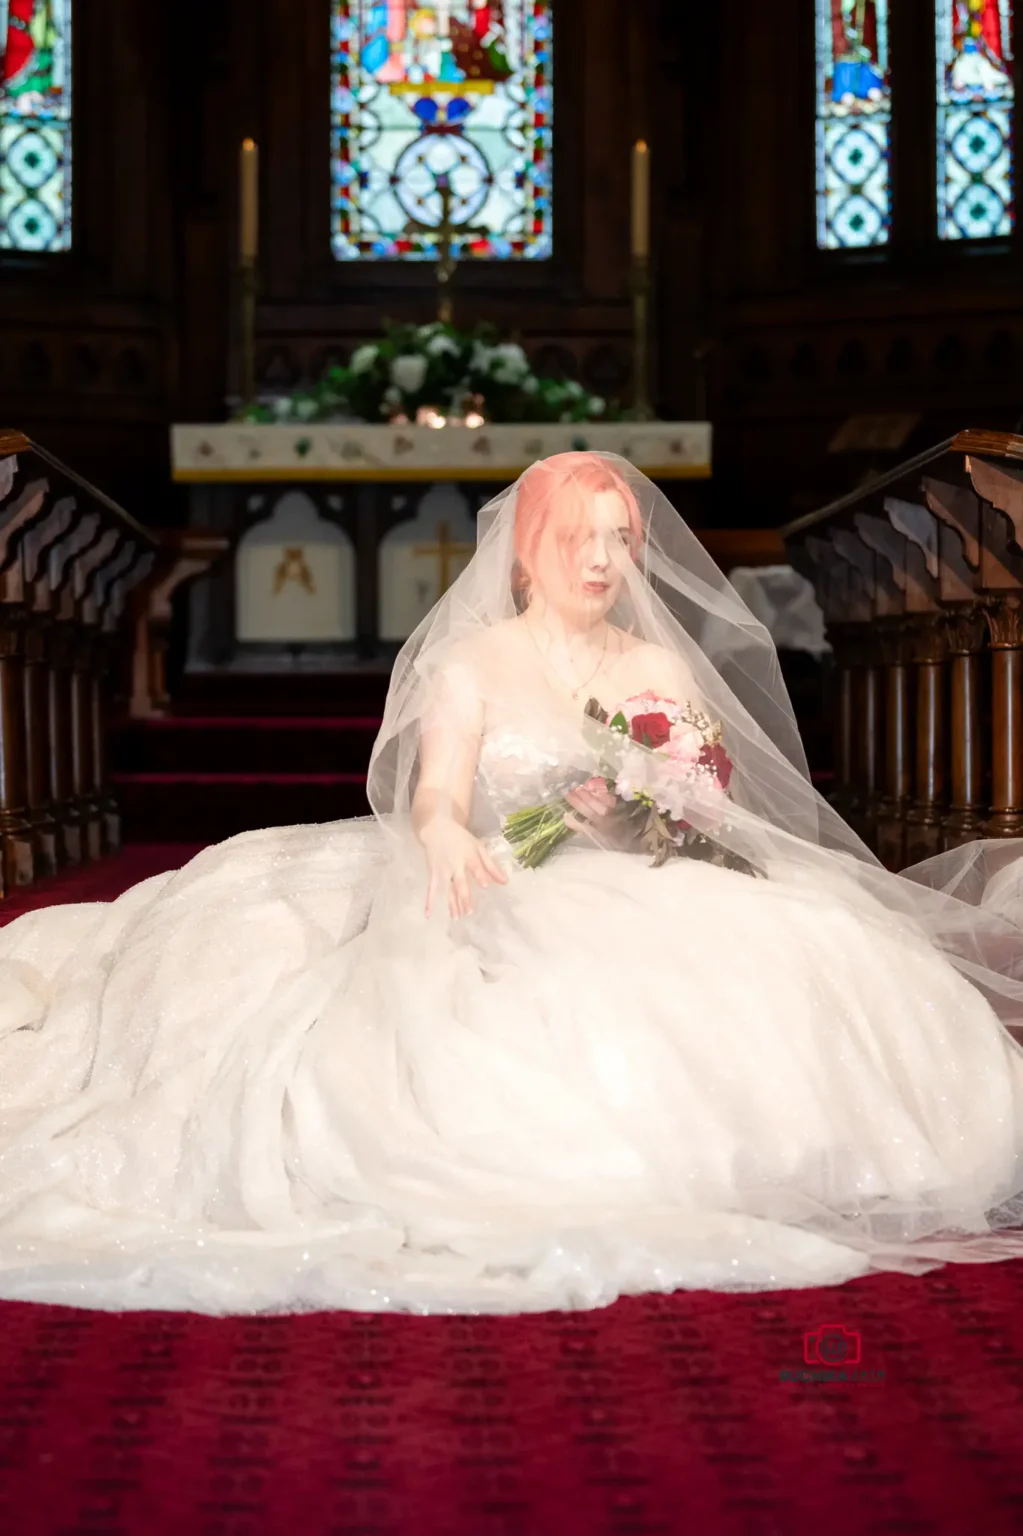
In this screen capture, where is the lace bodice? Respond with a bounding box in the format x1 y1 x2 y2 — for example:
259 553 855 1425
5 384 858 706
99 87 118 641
471 723 583 835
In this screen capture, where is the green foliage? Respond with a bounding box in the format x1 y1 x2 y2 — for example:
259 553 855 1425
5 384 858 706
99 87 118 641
236 321 616 427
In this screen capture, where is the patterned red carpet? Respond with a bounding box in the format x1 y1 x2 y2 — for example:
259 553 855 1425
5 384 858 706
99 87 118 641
2 848 1023 1535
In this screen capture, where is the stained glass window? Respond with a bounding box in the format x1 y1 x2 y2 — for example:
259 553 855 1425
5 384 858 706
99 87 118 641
936 1 1014 240
0 0 72 251
815 1 891 249
330 2 552 261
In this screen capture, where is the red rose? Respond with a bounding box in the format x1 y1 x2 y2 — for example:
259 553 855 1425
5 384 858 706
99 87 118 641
699 742 733 790
630 711 672 749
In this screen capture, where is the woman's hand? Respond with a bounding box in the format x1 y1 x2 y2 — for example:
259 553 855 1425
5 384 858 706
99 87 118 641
420 819 509 920
563 777 623 848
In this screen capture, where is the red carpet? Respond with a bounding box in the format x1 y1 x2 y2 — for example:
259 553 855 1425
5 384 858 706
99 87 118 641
2 849 1023 1533
0 843 206 925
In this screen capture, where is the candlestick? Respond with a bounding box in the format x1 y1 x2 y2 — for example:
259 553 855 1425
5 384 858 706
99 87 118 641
238 139 259 412
239 138 259 264
627 253 655 421
631 139 650 259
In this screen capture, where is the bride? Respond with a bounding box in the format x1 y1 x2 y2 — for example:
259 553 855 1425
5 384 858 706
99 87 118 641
3 450 1023 1316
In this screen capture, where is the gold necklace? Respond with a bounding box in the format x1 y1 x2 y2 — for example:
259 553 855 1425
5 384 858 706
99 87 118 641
524 613 612 701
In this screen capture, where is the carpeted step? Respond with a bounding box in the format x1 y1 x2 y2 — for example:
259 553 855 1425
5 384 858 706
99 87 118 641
111 772 370 843
174 667 393 716
113 715 382 776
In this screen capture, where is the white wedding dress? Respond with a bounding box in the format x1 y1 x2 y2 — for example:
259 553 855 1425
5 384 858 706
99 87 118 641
2 708 1023 1315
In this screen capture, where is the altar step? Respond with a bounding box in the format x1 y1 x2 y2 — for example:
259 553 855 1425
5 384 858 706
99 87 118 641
173 667 393 717
110 700 384 842
111 771 371 843
114 715 381 776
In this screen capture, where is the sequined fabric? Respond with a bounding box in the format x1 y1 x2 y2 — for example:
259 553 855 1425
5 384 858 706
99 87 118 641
1 723 1023 1315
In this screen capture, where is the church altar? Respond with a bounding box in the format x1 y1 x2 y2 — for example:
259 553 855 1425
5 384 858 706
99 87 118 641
169 421 712 669
170 421 712 482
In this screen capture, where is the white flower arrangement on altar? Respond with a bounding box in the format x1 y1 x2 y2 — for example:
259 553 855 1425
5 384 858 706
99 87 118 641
240 321 612 428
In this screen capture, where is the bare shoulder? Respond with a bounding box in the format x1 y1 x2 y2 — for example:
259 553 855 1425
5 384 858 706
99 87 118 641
444 623 508 668
619 640 702 702
487 615 527 648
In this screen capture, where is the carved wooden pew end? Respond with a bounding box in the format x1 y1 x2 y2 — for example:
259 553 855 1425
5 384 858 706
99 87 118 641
783 430 1023 872
0 431 157 899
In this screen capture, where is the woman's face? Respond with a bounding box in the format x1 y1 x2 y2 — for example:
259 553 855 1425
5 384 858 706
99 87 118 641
531 489 634 621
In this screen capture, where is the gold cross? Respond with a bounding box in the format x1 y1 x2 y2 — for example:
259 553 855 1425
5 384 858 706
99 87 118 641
413 519 475 594
404 174 490 323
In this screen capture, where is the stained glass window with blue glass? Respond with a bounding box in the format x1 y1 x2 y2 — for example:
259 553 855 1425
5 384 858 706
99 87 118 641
816 0 892 249
0 0 72 251
330 2 552 262
936 1 1014 240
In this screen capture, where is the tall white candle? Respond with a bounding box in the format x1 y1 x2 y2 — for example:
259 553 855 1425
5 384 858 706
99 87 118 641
631 139 650 259
240 138 259 264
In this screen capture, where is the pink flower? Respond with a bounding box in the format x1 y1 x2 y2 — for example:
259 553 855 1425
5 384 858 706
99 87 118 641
667 723 704 766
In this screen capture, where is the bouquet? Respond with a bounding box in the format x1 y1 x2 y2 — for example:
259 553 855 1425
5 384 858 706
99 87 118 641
502 693 761 876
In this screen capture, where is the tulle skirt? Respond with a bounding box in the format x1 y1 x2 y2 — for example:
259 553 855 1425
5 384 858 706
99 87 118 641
2 818 1023 1314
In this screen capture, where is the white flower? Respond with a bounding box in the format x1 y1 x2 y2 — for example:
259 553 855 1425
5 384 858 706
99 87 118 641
653 776 690 822
565 379 585 398
588 395 606 416
425 333 461 360
390 353 428 394
382 385 403 407
489 342 530 385
416 322 444 341
295 397 319 421
350 344 379 375
470 341 496 374
521 375 539 395
615 743 657 800
272 396 293 418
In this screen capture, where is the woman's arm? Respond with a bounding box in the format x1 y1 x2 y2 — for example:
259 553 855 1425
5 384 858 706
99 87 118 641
410 659 485 843
411 658 509 918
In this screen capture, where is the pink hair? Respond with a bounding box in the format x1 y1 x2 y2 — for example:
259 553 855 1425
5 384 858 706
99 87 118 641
512 452 642 606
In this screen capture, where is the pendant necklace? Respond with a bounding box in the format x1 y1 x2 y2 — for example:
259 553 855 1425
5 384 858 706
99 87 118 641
524 614 611 701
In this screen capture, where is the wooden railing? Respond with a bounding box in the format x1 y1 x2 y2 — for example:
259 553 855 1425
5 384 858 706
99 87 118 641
782 429 1023 870
0 430 158 898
